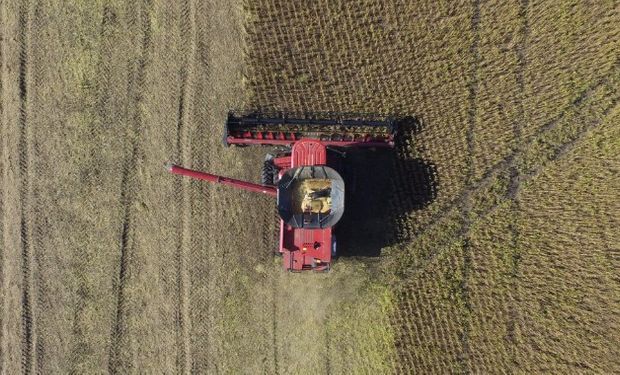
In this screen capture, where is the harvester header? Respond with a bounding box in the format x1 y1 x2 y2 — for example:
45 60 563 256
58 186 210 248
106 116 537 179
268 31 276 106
225 111 397 148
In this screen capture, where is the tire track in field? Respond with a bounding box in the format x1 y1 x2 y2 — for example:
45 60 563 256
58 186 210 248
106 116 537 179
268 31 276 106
108 2 152 372
272 287 279 374
94 4 116 121
458 0 481 370
0 0 7 371
261 204 279 373
29 2 46 372
16 1 36 373
523 97 619 181
401 59 620 252
506 0 529 359
324 320 331 375
186 0 212 370
174 0 195 372
473 106 619 219
445 98 619 250
390 89 618 370
14 1 48 372
397 73 620 282
109 147 136 374
509 0 528 200
65 3 117 368
258 194 279 373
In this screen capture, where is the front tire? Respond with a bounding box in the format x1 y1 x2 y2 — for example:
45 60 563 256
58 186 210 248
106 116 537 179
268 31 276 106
261 160 278 186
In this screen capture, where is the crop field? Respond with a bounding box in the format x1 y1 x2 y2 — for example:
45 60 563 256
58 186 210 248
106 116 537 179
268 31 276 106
1 0 619 373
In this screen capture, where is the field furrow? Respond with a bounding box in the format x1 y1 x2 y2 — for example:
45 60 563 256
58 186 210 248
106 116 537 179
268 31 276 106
108 2 153 371
0 2 5 369
173 0 195 372
459 0 482 368
16 0 34 372
185 0 212 371
395 60 620 281
398 63 620 280
108 145 136 373
514 106 620 372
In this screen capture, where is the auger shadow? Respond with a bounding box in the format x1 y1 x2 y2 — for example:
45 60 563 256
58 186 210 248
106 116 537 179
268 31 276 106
336 117 438 257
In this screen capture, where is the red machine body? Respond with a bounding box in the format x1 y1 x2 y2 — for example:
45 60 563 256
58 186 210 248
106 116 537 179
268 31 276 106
168 112 397 272
278 140 332 271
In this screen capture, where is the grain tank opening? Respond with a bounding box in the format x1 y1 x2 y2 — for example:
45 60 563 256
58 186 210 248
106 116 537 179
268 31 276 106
277 166 344 229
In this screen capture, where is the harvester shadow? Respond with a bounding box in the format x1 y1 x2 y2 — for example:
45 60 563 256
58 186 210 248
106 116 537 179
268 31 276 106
336 122 438 257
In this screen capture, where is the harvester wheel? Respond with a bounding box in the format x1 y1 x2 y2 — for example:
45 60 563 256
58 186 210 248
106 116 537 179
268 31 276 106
261 160 278 186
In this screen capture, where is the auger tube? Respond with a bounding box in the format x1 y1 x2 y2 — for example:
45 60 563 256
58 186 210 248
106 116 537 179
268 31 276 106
166 163 277 197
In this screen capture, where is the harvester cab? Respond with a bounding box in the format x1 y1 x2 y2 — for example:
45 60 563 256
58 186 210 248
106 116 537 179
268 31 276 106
168 111 397 272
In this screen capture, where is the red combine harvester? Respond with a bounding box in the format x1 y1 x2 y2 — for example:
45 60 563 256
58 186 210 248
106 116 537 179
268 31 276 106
168 112 397 272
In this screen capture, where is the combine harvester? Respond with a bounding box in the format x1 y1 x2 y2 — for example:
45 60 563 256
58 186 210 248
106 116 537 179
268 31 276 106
168 111 398 272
